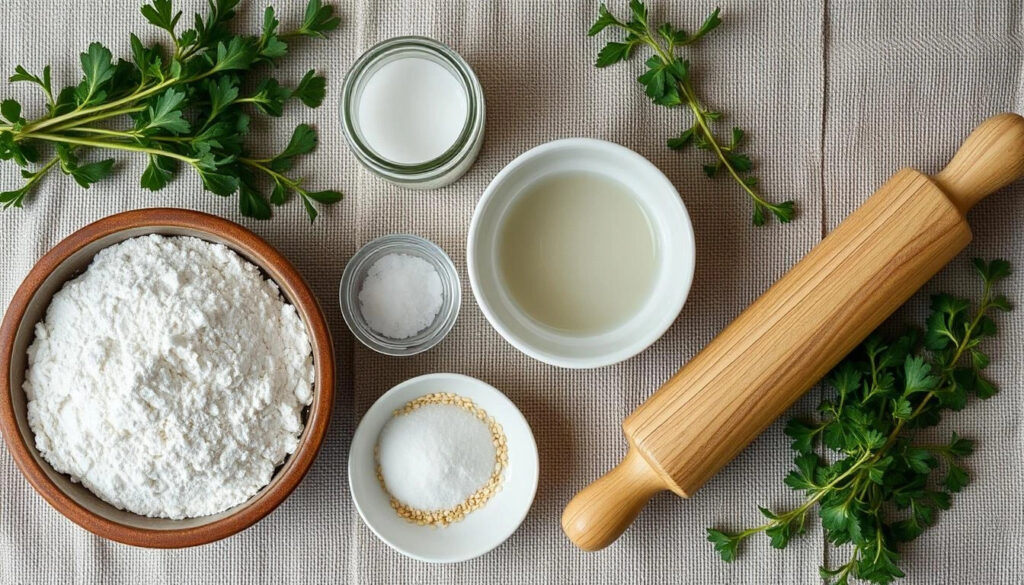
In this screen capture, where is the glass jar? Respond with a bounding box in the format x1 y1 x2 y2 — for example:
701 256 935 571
339 234 462 356
340 36 486 190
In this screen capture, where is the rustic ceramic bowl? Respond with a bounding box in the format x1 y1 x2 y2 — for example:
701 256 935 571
0 208 335 548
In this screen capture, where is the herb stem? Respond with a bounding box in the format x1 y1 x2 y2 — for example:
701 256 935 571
876 280 995 453
677 80 775 212
147 135 194 143
836 547 860 583
25 156 59 186
0 0 340 220
21 79 175 134
27 132 198 164
238 157 298 186
621 15 789 223
739 495 820 540
21 66 225 137
61 127 139 139
38 106 148 136
62 127 193 145
278 29 310 41
739 450 874 542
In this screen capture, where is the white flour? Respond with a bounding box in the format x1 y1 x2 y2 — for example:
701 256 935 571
24 235 314 519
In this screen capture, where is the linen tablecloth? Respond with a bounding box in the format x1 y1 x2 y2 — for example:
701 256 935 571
1 1 1021 583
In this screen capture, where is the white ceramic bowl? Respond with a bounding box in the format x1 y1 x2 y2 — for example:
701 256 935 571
467 138 696 369
348 373 538 563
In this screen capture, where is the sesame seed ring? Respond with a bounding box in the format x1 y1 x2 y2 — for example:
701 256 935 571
375 392 508 526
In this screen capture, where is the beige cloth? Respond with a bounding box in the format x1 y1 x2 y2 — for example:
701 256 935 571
1 0 1021 583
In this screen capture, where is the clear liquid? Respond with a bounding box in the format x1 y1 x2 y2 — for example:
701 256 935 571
497 172 658 335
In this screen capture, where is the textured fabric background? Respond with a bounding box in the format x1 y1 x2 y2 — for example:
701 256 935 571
0 1 1021 583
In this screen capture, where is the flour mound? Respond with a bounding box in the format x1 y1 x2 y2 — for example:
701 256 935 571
24 235 314 519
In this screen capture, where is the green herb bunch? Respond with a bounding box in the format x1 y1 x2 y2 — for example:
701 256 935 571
707 259 1013 584
589 1 794 226
0 0 341 221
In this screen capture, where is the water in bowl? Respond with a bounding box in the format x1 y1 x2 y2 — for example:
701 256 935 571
497 171 659 336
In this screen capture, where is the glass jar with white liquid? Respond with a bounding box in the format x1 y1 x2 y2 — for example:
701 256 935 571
341 36 486 189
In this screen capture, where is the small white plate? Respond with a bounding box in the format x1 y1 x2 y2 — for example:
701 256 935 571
348 373 539 563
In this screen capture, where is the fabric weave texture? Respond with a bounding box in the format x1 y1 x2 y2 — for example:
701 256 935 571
0 1 1021 583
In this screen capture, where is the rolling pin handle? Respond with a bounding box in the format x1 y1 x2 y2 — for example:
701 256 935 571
934 112 1024 213
561 447 668 551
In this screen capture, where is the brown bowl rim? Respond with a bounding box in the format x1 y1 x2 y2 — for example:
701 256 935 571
0 208 335 548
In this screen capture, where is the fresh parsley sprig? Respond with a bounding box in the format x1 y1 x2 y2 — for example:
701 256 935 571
0 0 341 221
708 259 1014 584
589 1 795 226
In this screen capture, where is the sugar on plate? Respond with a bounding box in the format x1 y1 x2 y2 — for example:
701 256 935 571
375 393 507 526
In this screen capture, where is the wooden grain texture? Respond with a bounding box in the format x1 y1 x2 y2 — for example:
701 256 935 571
562 113 1024 551
629 168 970 497
935 113 1024 213
560 447 666 552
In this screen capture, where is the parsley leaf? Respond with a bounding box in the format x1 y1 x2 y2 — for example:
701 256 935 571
205 76 239 121
588 4 624 36
276 124 317 160
9 66 53 108
66 159 114 188
784 419 822 454
211 37 257 73
706 529 740 562
303 189 342 204
141 154 176 191
238 178 271 220
595 41 637 67
259 7 288 59
140 0 182 36
141 88 191 134
708 260 1013 584
972 257 1011 284
244 78 291 117
293 70 327 107
75 42 116 106
198 167 240 195
1 100 23 125
292 0 341 39
0 0 342 221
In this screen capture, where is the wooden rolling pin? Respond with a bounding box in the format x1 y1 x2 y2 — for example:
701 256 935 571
561 112 1024 551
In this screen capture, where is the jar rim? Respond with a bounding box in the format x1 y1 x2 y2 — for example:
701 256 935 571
338 233 462 356
340 36 484 180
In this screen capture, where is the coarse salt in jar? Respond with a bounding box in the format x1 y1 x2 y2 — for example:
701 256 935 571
340 36 486 189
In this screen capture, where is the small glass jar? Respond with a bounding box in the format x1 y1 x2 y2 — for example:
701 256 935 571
340 36 486 189
339 234 461 356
